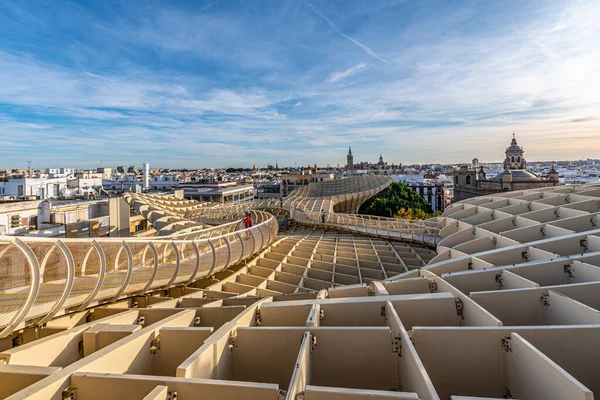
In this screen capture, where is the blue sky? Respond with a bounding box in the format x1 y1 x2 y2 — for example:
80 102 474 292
0 0 599 169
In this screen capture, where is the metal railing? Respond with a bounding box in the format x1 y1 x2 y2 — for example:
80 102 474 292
205 198 443 246
289 207 443 246
189 197 444 246
0 209 278 337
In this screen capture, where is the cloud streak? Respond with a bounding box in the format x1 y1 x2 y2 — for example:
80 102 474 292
305 1 390 64
329 63 367 83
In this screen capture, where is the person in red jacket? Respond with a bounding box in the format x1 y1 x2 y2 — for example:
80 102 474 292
244 213 253 240
244 213 253 228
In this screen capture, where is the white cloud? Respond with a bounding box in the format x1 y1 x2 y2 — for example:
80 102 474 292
329 63 367 83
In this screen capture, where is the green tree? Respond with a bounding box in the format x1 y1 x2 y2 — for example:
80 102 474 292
395 207 432 220
359 182 431 218
395 208 442 220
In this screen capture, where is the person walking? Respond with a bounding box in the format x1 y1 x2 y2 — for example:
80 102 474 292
321 209 326 224
244 213 253 240
244 213 253 228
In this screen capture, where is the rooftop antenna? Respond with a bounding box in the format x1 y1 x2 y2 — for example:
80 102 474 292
27 160 32 174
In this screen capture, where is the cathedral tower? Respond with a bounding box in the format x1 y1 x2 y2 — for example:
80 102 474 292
347 146 354 171
504 134 526 170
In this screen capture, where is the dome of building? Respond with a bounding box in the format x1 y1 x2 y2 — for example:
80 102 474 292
506 135 522 152
503 134 527 170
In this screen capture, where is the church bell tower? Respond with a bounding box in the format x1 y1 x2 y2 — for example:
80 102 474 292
504 134 526 170
347 146 354 171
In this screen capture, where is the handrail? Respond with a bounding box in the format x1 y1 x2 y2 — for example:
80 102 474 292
288 207 442 247
194 197 443 246
0 204 279 336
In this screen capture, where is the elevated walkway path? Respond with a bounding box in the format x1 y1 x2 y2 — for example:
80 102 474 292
0 175 440 337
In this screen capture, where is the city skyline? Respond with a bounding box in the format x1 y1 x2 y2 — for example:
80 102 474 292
0 0 599 168
2 152 595 173
2 134 596 172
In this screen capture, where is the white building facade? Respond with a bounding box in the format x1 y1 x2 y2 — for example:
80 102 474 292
0 177 68 200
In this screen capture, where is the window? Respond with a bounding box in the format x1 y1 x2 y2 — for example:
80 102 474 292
466 176 472 185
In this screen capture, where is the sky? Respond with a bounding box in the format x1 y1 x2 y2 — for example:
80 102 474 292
0 0 599 169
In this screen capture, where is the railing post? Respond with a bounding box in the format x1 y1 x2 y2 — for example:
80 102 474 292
257 224 265 250
206 239 217 277
185 241 201 286
77 240 106 311
223 236 232 270
165 241 181 289
249 228 257 256
235 232 245 264
265 223 272 246
0 238 40 338
141 242 160 293
111 241 133 302
37 240 75 326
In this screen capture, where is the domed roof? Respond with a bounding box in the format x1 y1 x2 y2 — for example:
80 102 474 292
495 169 540 180
506 134 523 152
